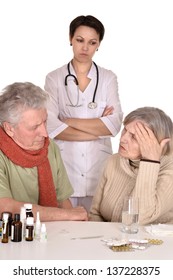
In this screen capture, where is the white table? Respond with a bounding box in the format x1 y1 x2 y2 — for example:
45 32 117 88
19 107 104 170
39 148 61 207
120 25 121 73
0 221 172 260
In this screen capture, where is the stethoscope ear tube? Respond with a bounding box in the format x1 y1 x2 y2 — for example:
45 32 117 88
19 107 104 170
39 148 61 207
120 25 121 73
65 61 99 108
65 74 78 86
92 61 99 104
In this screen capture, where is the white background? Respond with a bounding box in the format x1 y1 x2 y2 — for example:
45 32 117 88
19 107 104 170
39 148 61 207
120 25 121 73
0 0 173 152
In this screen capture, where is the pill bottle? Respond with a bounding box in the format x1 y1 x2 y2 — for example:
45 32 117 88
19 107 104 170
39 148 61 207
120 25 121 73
1 211 13 236
24 203 34 218
0 219 3 238
11 213 22 242
1 213 9 243
25 217 34 241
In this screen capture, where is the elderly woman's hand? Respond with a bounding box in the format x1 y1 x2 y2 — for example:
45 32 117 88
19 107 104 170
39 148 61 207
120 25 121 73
135 122 170 161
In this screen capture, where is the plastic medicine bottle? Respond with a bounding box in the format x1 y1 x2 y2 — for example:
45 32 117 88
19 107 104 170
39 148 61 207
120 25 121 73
40 223 47 242
34 211 41 240
20 206 26 237
11 214 22 242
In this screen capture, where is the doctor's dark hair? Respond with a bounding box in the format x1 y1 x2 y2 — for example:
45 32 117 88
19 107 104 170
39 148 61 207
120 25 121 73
0 82 48 127
123 106 173 155
69 15 105 42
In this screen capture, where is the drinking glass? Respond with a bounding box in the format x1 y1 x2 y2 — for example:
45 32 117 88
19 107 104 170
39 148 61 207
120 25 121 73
121 197 139 234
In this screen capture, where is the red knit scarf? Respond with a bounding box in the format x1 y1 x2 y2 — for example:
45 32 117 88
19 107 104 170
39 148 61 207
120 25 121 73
0 127 58 207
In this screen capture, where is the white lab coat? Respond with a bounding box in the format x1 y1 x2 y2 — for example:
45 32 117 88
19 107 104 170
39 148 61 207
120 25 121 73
45 62 123 197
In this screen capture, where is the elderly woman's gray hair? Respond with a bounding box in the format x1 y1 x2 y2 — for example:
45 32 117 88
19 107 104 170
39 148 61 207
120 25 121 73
123 106 173 155
0 82 48 126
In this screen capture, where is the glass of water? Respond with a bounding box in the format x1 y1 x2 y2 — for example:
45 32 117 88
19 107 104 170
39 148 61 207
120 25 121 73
121 197 139 234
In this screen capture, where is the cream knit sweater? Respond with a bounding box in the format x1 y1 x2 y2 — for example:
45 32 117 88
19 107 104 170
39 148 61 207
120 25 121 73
89 154 173 225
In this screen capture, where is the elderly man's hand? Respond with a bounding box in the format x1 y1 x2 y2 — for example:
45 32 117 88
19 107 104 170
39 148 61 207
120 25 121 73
68 206 88 221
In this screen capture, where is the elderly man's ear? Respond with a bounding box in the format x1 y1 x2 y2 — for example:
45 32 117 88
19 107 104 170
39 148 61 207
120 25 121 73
2 122 14 137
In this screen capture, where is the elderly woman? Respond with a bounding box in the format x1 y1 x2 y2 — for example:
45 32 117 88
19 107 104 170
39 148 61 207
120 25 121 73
0 82 88 221
89 107 173 225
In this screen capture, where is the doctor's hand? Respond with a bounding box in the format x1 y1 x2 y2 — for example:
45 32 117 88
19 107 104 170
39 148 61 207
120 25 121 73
135 122 170 161
102 106 114 117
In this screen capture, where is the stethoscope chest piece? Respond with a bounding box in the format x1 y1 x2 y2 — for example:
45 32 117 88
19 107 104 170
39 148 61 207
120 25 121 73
88 102 97 109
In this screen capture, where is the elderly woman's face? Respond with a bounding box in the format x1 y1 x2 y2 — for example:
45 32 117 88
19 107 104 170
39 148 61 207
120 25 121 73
118 120 142 160
9 108 48 151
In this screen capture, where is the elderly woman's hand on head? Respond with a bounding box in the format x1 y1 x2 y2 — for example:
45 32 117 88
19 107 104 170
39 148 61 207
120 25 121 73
135 122 170 161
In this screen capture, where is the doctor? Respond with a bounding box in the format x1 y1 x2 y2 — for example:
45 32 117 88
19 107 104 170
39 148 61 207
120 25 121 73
44 15 123 211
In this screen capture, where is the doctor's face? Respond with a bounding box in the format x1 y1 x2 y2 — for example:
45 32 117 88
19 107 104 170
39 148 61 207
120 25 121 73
70 25 100 63
6 108 48 151
118 120 141 160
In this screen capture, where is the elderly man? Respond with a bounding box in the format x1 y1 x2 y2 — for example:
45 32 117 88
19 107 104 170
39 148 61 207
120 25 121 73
0 82 88 221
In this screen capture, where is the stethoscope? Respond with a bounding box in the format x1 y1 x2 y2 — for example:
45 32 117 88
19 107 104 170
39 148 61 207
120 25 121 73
65 61 99 109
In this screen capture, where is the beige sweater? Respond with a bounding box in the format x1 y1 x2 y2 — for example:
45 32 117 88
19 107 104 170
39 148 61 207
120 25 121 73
89 154 173 225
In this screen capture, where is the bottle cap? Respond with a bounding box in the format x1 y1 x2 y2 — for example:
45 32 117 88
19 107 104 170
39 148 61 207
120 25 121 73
14 213 20 221
24 203 32 210
1 212 11 219
2 213 9 221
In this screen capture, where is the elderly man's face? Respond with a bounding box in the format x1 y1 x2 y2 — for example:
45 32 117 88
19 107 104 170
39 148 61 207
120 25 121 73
9 108 48 151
